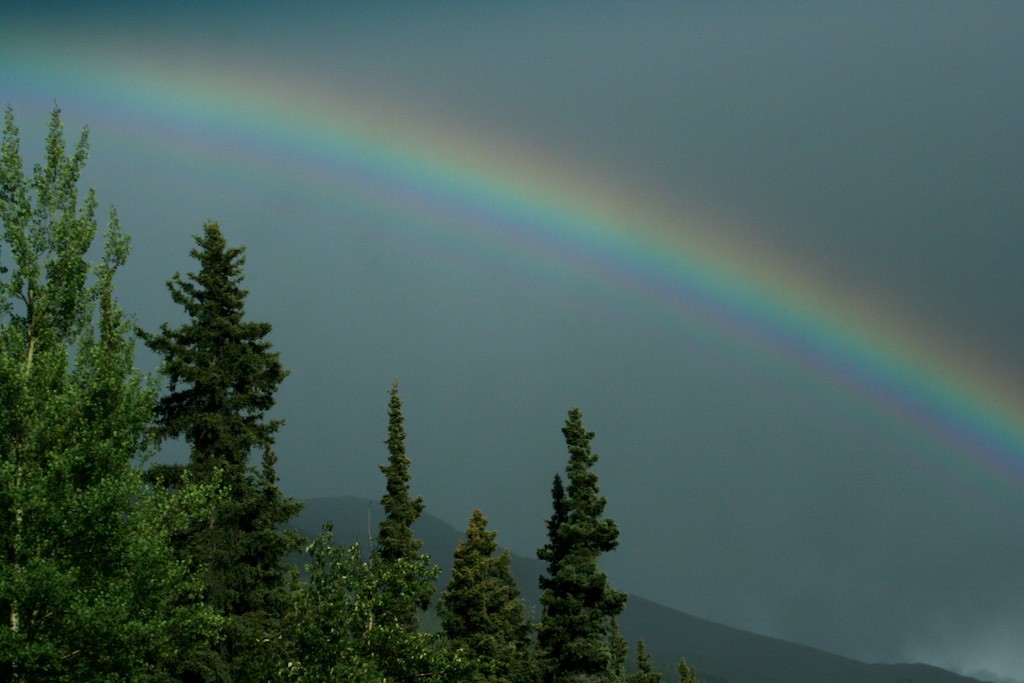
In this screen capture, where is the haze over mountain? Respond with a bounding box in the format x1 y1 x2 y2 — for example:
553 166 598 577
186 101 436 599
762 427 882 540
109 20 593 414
3 2 1023 679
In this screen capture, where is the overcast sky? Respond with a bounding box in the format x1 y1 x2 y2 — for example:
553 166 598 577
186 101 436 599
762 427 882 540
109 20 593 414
4 2 1024 680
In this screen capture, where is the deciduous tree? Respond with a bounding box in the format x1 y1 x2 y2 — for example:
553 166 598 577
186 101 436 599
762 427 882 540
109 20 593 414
0 106 219 680
284 524 470 682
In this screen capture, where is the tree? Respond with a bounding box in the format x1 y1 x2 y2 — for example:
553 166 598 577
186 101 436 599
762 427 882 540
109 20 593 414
626 640 663 683
373 380 431 631
0 106 220 680
140 221 301 681
438 509 536 682
537 407 628 683
609 618 628 681
677 658 699 683
283 525 471 682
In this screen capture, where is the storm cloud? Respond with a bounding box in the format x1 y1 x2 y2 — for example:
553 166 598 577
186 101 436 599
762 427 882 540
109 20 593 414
3 2 1024 679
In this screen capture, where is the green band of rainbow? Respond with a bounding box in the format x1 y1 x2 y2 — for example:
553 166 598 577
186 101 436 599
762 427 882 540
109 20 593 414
4 37 1023 489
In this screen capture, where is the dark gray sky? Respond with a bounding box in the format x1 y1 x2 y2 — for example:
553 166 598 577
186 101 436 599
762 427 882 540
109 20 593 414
4 2 1024 679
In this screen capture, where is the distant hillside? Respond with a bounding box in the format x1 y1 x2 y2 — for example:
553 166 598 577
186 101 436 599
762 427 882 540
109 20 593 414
292 497 990 683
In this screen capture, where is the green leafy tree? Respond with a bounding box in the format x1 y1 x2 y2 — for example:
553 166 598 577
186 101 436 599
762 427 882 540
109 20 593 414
0 106 220 680
438 509 537 682
374 380 432 630
537 408 628 683
283 524 471 682
626 640 663 683
140 221 301 681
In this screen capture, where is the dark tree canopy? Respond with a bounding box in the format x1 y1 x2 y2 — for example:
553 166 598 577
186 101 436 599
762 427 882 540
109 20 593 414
140 221 301 681
374 380 432 631
376 380 425 563
141 222 287 481
439 509 536 682
538 408 628 683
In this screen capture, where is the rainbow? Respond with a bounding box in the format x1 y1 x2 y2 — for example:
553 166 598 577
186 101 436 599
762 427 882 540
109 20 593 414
4 34 1024 489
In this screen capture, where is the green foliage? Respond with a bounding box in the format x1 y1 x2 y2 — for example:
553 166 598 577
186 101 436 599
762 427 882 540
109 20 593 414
0 107 717 683
626 640 663 683
374 380 432 630
282 524 471 682
677 657 699 683
141 222 288 480
0 106 220 680
140 222 302 680
537 408 628 683
610 618 628 681
438 509 537 682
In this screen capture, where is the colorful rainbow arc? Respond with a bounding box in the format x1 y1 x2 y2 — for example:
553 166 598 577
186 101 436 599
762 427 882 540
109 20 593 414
4 39 1024 488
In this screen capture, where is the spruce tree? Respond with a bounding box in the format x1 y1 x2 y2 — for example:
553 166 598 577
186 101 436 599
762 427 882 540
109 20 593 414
373 380 432 631
626 640 664 683
140 221 301 681
677 657 699 683
438 509 536 682
0 106 219 679
538 407 628 683
610 618 628 681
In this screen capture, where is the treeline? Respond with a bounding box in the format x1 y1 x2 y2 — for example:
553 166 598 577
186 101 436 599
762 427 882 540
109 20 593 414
0 107 702 682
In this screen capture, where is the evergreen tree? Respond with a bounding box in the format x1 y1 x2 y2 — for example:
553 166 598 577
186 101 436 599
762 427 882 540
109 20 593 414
373 380 431 631
438 509 536 682
609 618 628 681
140 221 301 681
538 408 628 683
677 657 699 683
626 640 663 683
0 106 220 680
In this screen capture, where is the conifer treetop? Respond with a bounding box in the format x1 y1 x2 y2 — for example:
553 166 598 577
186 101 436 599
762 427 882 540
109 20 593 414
439 509 536 683
538 407 627 683
373 380 432 633
376 379 425 564
140 220 288 477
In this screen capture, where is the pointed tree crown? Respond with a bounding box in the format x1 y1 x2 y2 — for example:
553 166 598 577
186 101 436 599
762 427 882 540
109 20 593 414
138 221 300 679
439 509 535 682
626 640 664 683
538 407 628 683
141 221 288 477
376 380 425 563
373 380 432 633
